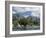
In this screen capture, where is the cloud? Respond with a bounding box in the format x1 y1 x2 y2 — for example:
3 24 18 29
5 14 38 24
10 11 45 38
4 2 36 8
25 8 31 11
12 11 16 14
12 7 40 18
24 7 40 17
12 7 25 13
31 10 40 17
30 7 40 11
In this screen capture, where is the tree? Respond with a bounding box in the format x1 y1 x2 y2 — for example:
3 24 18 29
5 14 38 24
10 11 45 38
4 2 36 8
27 17 33 26
13 20 18 27
33 20 38 25
18 18 28 30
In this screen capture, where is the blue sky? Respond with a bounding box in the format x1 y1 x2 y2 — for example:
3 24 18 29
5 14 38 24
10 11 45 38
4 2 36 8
12 7 40 18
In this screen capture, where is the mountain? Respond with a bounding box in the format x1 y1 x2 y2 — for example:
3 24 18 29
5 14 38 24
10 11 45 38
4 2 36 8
13 11 40 19
13 11 32 18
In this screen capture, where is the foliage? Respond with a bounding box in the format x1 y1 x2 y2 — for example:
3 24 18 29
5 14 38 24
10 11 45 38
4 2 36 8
12 15 40 28
13 20 18 27
18 18 28 26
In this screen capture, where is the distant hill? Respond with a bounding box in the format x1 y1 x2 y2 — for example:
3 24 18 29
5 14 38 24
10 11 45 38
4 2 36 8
13 11 32 18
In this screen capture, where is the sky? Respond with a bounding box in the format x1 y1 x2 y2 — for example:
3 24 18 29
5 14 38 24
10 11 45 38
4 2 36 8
12 7 40 18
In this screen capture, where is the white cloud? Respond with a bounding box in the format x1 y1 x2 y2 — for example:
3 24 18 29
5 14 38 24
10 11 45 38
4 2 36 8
12 11 16 14
32 11 40 17
12 7 40 18
30 7 40 17
30 7 40 11
13 7 25 13
25 8 31 11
